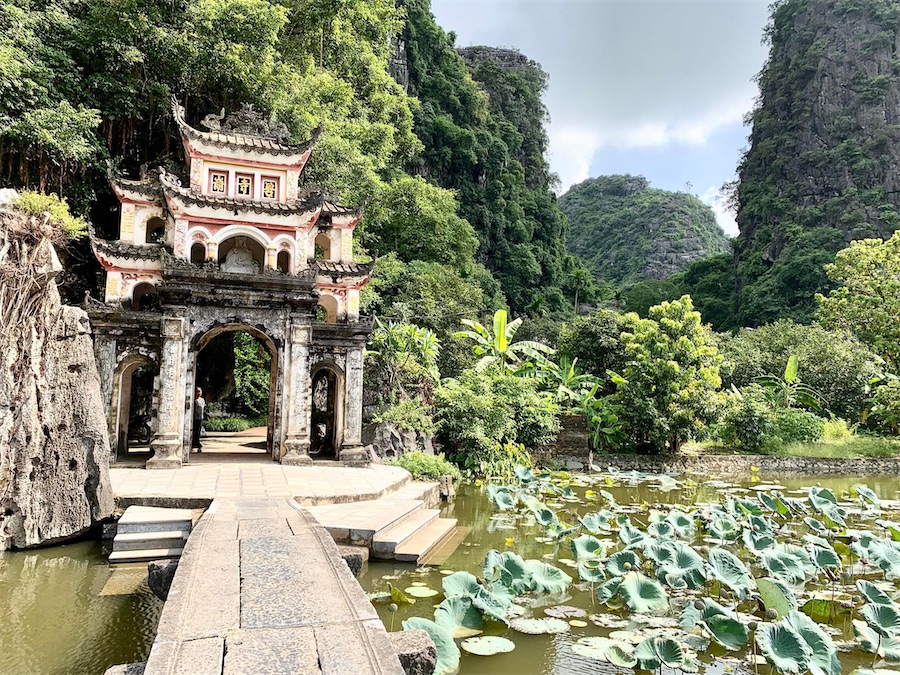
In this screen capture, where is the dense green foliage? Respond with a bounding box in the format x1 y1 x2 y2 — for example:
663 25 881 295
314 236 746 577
385 451 460 480
557 310 627 395
401 2 597 314
729 0 900 326
816 232 900 370
233 332 271 417
560 175 728 287
612 297 725 453
719 321 884 421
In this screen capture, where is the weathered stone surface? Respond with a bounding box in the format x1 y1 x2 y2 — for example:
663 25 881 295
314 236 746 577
337 544 368 578
0 213 114 550
224 628 319 675
438 475 455 501
103 663 146 675
389 630 437 675
363 422 434 459
147 559 179 601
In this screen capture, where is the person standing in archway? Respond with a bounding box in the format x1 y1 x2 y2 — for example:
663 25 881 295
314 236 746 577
192 387 206 452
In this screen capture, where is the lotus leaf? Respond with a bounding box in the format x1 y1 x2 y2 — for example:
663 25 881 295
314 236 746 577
809 545 842 571
578 510 613 534
648 520 675 540
736 497 764 516
743 528 776 553
878 520 900 543
402 617 460 675
570 534 604 561
461 635 515 656
867 539 900 579
471 586 513 624
486 484 516 511
749 514 776 535
619 522 646 549
596 577 622 603
679 596 733 630
606 550 640 577
605 644 638 667
761 549 808 584
434 596 484 639
652 637 685 668
755 622 813 674
757 577 795 619
389 583 414 605
704 614 749 650
707 547 756 599
524 560 572 594
442 571 481 598
854 618 900 660
666 511 696 538
577 558 606 583
632 638 661 670
656 542 706 590
853 484 881 510
784 610 841 675
570 636 617 660
509 617 570 634
618 571 669 613
806 517 829 535
514 466 535 484
861 602 900 637
709 516 741 541
857 580 897 607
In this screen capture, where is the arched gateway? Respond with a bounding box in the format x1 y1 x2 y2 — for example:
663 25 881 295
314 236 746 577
87 101 372 468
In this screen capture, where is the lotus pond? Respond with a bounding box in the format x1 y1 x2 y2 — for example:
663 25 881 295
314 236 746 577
360 469 900 675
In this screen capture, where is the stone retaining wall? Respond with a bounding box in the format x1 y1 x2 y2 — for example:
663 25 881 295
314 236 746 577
545 452 900 477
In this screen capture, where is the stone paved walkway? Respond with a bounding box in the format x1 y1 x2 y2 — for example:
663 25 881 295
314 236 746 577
141 498 405 675
110 464 411 505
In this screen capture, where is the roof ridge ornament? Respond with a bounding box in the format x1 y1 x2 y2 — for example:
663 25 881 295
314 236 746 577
200 103 291 143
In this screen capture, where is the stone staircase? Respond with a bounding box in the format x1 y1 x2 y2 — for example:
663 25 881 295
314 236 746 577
305 481 464 564
108 506 200 564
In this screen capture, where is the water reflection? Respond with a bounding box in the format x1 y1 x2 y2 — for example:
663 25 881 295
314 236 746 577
0 540 162 675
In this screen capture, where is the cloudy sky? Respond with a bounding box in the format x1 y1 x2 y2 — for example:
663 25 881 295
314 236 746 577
429 0 772 236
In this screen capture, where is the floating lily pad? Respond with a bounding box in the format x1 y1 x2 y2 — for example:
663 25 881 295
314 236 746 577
404 586 439 599
571 636 618 661
544 605 586 619
509 617 570 635
569 619 588 627
461 636 515 656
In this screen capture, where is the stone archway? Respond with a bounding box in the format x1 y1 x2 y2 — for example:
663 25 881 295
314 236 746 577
111 354 157 462
309 363 344 458
192 323 278 458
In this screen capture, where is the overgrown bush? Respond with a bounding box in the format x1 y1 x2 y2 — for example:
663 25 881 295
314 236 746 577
821 417 853 441
434 369 559 471
717 384 779 452
558 310 627 393
719 321 884 421
612 296 724 453
385 452 461 481
775 409 825 444
868 378 900 434
372 399 436 435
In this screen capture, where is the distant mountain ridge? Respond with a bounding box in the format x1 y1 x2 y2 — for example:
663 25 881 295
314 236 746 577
560 175 730 287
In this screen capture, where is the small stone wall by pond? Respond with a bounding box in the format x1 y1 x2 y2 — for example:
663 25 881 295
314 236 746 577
543 451 900 477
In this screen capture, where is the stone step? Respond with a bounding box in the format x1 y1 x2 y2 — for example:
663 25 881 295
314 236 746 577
309 499 426 546
371 509 440 558
109 546 185 565
394 518 458 564
116 506 196 535
113 530 189 552
419 525 472 567
390 481 439 505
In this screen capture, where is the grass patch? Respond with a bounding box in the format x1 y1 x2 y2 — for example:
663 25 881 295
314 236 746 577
699 434 900 459
386 451 461 480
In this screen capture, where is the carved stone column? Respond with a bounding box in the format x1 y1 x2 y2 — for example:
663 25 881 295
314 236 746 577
281 322 313 465
338 345 368 466
148 317 185 469
207 240 219 262
265 246 277 270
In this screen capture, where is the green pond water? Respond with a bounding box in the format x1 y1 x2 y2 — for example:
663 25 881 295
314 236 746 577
359 471 900 675
0 540 162 675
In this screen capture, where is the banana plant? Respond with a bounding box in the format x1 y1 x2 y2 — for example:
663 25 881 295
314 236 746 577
455 309 554 374
755 354 826 412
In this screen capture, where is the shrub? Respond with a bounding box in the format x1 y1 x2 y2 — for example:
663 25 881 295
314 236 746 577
717 384 779 452
204 416 257 432
558 310 627 392
821 417 854 442
868 378 900 434
386 452 461 481
613 296 725 453
372 399 436 435
434 368 560 472
775 409 825 444
718 320 884 421
13 191 87 239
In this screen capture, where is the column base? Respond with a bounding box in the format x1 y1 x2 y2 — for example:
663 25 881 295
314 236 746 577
148 435 183 470
339 444 370 468
281 437 313 466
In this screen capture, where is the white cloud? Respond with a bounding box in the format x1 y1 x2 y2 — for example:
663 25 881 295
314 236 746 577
701 185 738 237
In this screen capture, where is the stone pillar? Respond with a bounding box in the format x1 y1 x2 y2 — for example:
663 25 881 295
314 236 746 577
265 246 277 270
148 317 185 469
93 336 118 461
339 346 368 466
281 322 313 465
207 240 219 262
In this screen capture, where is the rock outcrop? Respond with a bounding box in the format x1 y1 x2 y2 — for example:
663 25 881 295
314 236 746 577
560 175 729 287
362 422 435 460
0 200 114 550
732 0 900 325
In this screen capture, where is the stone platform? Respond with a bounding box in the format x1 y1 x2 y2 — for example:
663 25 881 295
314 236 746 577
110 463 411 506
140 498 406 675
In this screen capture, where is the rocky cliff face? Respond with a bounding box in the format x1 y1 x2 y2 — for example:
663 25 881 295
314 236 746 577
0 205 114 550
733 0 900 325
560 175 729 286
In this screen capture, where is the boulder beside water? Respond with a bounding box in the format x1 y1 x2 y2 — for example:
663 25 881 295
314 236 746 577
0 205 114 550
